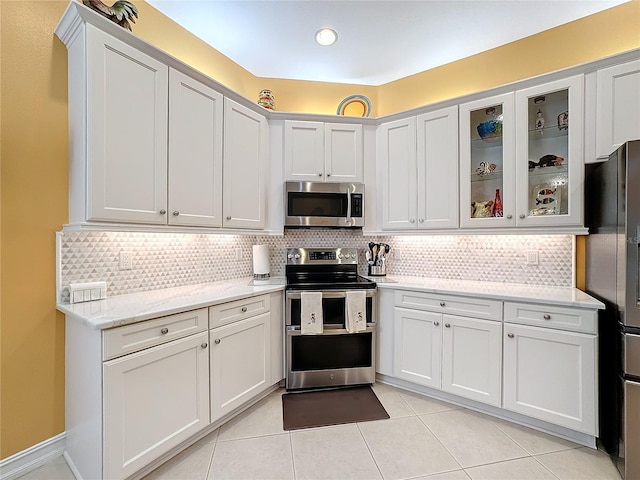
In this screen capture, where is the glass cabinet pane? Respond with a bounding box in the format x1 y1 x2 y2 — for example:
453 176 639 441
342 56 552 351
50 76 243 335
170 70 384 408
469 104 505 219
525 89 569 217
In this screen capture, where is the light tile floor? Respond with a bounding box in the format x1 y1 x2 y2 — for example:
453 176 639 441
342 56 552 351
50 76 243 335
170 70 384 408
19 383 622 480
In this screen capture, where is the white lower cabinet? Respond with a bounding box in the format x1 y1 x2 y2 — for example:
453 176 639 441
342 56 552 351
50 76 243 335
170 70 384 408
210 313 271 421
503 322 596 434
103 331 210 480
441 315 502 406
392 290 502 406
394 308 442 389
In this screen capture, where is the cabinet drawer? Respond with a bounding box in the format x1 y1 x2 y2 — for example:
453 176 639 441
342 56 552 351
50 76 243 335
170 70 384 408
103 308 208 360
394 290 502 321
209 294 270 329
504 302 597 334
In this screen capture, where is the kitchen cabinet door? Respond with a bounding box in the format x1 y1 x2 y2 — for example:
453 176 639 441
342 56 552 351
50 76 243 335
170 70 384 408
168 69 223 227
596 60 640 159
503 323 596 435
284 120 325 182
324 123 363 182
416 106 459 229
460 93 516 228
223 98 268 229
393 307 442 389
376 288 395 376
210 312 271 421
85 27 168 224
103 332 210 480
515 76 584 227
441 315 502 407
379 117 418 230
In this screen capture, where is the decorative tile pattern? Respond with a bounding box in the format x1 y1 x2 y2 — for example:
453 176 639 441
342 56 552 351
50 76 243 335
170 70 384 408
59 230 574 300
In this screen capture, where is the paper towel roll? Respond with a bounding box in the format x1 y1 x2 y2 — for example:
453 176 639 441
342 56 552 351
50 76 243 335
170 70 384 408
252 245 270 278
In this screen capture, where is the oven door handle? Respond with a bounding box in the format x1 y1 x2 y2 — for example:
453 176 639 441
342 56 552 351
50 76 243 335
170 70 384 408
287 325 376 335
286 290 375 300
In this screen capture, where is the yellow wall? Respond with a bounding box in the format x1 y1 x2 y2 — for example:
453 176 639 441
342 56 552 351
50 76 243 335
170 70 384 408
0 0 638 459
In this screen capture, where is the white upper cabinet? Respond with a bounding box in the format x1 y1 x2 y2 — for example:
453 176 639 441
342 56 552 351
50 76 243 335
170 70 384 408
460 76 583 229
378 117 418 230
596 60 640 159
84 26 169 224
223 98 268 229
416 106 459 229
284 120 363 182
460 93 516 228
168 69 223 227
379 106 459 231
515 76 584 227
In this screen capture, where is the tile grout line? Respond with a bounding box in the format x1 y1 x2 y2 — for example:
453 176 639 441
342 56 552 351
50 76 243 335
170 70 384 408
355 421 386 480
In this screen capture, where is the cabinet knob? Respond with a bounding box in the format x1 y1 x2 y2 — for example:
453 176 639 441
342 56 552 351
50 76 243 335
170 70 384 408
241 306 247 313
434 321 439 326
519 214 526 219
445 323 451 328
201 342 208 349
159 209 167 215
226 216 232 220
507 333 515 338
327 173 331 177
439 301 446 307
410 218 415 223
506 214 512 219
419 218 424 223
173 211 180 216
214 338 221 344
543 314 551 320
318 173 323 177
160 327 169 335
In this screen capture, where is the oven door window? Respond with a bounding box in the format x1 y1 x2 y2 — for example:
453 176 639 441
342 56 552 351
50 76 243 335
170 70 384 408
290 333 373 371
288 192 348 218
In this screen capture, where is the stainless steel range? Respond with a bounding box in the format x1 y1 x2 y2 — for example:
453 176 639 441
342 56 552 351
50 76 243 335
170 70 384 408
285 247 377 390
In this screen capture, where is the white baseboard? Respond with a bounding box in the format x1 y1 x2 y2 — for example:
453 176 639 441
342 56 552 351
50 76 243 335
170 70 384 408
0 433 66 480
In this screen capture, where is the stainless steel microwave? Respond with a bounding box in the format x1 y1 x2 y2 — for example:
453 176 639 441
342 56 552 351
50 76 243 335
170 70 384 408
284 181 364 228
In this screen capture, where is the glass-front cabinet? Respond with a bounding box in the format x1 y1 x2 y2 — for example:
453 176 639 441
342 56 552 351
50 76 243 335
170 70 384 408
460 76 583 228
515 76 583 226
460 93 515 228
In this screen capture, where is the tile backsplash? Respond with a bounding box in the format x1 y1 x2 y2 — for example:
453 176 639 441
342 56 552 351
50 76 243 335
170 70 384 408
58 229 574 301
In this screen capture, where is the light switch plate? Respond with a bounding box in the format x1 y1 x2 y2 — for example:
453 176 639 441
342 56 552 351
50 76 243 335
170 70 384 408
69 281 107 304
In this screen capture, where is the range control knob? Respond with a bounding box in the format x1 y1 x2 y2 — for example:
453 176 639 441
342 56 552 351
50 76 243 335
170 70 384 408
294 254 301 259
287 254 294 259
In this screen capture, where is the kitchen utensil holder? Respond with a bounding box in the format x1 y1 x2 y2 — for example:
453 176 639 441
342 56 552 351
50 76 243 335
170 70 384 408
368 265 386 276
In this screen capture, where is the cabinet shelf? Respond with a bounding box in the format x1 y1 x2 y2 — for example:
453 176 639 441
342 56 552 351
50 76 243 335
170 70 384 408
471 171 504 183
527 164 568 180
528 125 568 141
471 136 503 149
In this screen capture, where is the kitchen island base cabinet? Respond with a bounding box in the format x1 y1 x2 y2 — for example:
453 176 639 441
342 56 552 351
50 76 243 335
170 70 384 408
503 323 596 435
103 332 210 480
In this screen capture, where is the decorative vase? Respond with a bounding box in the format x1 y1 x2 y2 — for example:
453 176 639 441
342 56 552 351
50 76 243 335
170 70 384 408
258 89 275 110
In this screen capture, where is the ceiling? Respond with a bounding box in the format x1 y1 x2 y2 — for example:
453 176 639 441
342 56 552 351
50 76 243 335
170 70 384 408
146 0 629 86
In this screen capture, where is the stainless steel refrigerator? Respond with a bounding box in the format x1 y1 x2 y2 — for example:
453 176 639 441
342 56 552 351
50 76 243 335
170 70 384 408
585 140 640 480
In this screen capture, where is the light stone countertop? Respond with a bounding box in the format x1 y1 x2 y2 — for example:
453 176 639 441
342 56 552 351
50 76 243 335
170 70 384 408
57 277 286 330
57 275 604 331
368 275 605 310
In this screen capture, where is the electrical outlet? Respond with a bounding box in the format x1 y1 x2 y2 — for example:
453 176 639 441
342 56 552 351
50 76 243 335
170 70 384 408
235 248 243 260
119 251 133 270
393 249 402 261
526 250 539 266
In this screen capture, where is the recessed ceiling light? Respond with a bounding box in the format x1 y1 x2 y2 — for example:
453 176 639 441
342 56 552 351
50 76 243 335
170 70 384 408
315 28 337 46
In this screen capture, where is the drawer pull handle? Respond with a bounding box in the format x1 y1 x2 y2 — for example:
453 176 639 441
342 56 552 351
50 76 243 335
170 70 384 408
241 307 248 313
159 209 167 215
507 333 514 338
201 343 208 349
160 328 169 335
214 338 221 344
440 302 446 307
543 314 551 320
445 323 451 328
434 321 439 326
